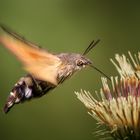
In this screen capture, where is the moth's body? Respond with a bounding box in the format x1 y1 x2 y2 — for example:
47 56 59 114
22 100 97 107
0 25 108 113
3 52 92 113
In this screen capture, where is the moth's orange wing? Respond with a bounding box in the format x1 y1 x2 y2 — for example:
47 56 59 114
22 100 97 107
0 25 61 85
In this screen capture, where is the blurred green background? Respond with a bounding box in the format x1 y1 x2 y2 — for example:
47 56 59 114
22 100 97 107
0 0 140 140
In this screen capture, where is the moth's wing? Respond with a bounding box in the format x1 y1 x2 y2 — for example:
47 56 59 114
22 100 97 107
0 25 61 85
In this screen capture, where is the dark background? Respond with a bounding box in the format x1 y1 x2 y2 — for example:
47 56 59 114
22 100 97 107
0 0 140 140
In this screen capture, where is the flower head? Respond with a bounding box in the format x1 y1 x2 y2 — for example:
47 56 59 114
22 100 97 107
110 51 140 78
75 51 140 139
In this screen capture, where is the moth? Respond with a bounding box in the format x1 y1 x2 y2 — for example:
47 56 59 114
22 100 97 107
0 25 110 113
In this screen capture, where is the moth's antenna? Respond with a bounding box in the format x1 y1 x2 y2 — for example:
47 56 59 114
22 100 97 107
83 39 100 55
90 65 111 81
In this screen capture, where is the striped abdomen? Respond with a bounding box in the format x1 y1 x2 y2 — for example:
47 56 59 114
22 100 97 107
3 74 55 113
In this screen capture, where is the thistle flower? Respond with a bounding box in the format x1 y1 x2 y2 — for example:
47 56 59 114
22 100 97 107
75 51 140 140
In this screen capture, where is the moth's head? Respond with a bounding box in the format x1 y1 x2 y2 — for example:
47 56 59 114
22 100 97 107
59 40 100 71
73 54 92 70
74 39 100 70
58 39 110 80
73 39 110 80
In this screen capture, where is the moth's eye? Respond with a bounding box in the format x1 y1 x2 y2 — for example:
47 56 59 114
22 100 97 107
76 60 84 66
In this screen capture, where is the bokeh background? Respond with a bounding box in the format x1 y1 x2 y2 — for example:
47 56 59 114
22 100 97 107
0 0 140 140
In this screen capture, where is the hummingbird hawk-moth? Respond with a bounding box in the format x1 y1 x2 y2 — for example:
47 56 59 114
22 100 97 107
0 25 110 113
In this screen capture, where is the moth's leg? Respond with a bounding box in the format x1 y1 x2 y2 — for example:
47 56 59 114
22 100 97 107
42 84 55 94
58 76 65 84
27 74 43 93
30 74 57 93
